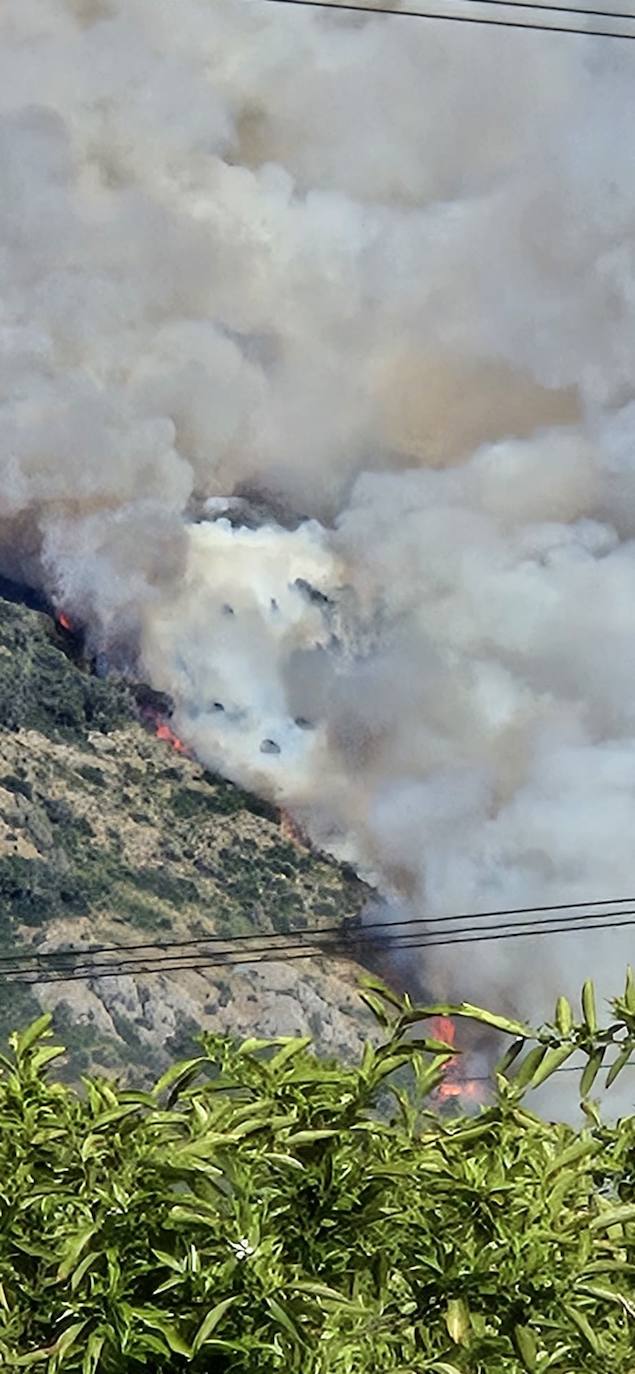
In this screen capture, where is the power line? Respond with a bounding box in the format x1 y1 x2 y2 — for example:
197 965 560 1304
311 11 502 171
259 0 635 42
3 910 635 987
437 1059 635 1084
449 0 635 19
2 892 634 969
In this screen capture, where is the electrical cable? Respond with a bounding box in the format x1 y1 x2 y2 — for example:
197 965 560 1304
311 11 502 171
437 0 635 20
3 910 635 986
433 1059 635 1083
258 0 635 42
1 892 634 969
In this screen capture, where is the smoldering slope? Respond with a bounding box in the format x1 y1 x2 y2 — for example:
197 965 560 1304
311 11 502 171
2 0 635 1035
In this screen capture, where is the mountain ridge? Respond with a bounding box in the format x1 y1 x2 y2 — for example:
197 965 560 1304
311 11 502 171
0 593 375 1082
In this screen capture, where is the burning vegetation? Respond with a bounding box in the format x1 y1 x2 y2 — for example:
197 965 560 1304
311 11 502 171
431 1015 485 1106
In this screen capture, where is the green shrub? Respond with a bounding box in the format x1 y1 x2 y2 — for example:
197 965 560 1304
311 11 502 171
0 977 633 1370
0 855 88 922
0 775 33 800
130 867 199 906
0 602 131 741
77 765 106 787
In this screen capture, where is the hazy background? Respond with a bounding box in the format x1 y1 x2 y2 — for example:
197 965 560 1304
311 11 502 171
2 0 635 1029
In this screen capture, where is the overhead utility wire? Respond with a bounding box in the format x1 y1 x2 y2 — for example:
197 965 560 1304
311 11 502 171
445 0 635 19
4 911 635 987
259 0 635 40
0 893 632 969
431 1060 635 1083
6 908 635 979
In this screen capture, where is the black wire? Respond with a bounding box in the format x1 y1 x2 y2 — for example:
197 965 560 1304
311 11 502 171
452 0 635 18
436 1060 635 1083
2 893 634 969
3 911 635 986
3 908 635 978
258 0 635 41
6 908 635 980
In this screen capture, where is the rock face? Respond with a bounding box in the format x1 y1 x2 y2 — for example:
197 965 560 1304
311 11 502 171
0 594 376 1082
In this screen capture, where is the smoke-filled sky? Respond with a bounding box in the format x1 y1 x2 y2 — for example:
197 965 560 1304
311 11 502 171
3 0 635 1024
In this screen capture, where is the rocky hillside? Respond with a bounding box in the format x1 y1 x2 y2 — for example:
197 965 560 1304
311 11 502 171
0 592 376 1083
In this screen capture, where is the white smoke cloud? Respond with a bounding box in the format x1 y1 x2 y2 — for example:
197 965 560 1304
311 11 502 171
2 0 635 1032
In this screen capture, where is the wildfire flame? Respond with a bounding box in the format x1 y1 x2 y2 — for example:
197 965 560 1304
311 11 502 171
280 808 310 849
57 611 73 631
431 1015 483 1102
155 720 188 754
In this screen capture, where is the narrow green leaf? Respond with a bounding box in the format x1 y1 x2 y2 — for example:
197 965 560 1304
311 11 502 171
358 975 406 1010
605 1042 634 1088
90 1104 142 1131
453 1003 532 1037
426 1365 464 1373
358 992 391 1026
590 1204 635 1231
30 1045 65 1072
192 1296 240 1352
266 1153 305 1171
153 1057 208 1101
545 1137 601 1177
580 1048 604 1098
624 965 635 1013
151 1249 184 1273
413 1054 449 1097
237 1037 278 1055
269 1039 312 1071
266 1296 305 1345
372 1054 414 1083
14 1015 53 1058
555 996 573 1036
530 1043 575 1088
285 1130 337 1145
575 1282 635 1318
497 1038 525 1076
287 1280 351 1303
513 1324 538 1371
53 1321 89 1362
564 1305 600 1353
56 1225 98 1282
82 1331 105 1374
70 1250 99 1292
511 1044 548 1090
445 1297 472 1346
12 1345 56 1366
581 980 597 1034
131 1310 192 1357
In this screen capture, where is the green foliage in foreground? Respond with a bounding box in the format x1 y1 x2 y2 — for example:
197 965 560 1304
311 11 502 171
0 977 634 1373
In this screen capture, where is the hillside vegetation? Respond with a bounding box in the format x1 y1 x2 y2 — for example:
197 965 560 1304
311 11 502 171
0 594 373 1083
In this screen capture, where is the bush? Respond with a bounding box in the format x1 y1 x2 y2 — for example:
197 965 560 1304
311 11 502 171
0 855 88 923
0 601 131 740
0 976 633 1370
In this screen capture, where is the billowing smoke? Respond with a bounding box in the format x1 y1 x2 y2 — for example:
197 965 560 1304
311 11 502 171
3 0 635 1025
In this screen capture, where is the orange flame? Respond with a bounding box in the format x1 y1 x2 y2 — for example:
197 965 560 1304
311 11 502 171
431 1015 482 1102
57 611 73 631
433 1016 456 1047
155 720 187 754
280 808 309 849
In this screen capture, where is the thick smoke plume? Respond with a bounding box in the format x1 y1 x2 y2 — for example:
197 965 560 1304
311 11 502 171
3 0 635 1026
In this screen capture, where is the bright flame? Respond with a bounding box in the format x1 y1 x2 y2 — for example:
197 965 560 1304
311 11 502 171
433 1016 456 1048
430 1015 483 1103
57 611 72 631
155 720 188 754
280 808 309 849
